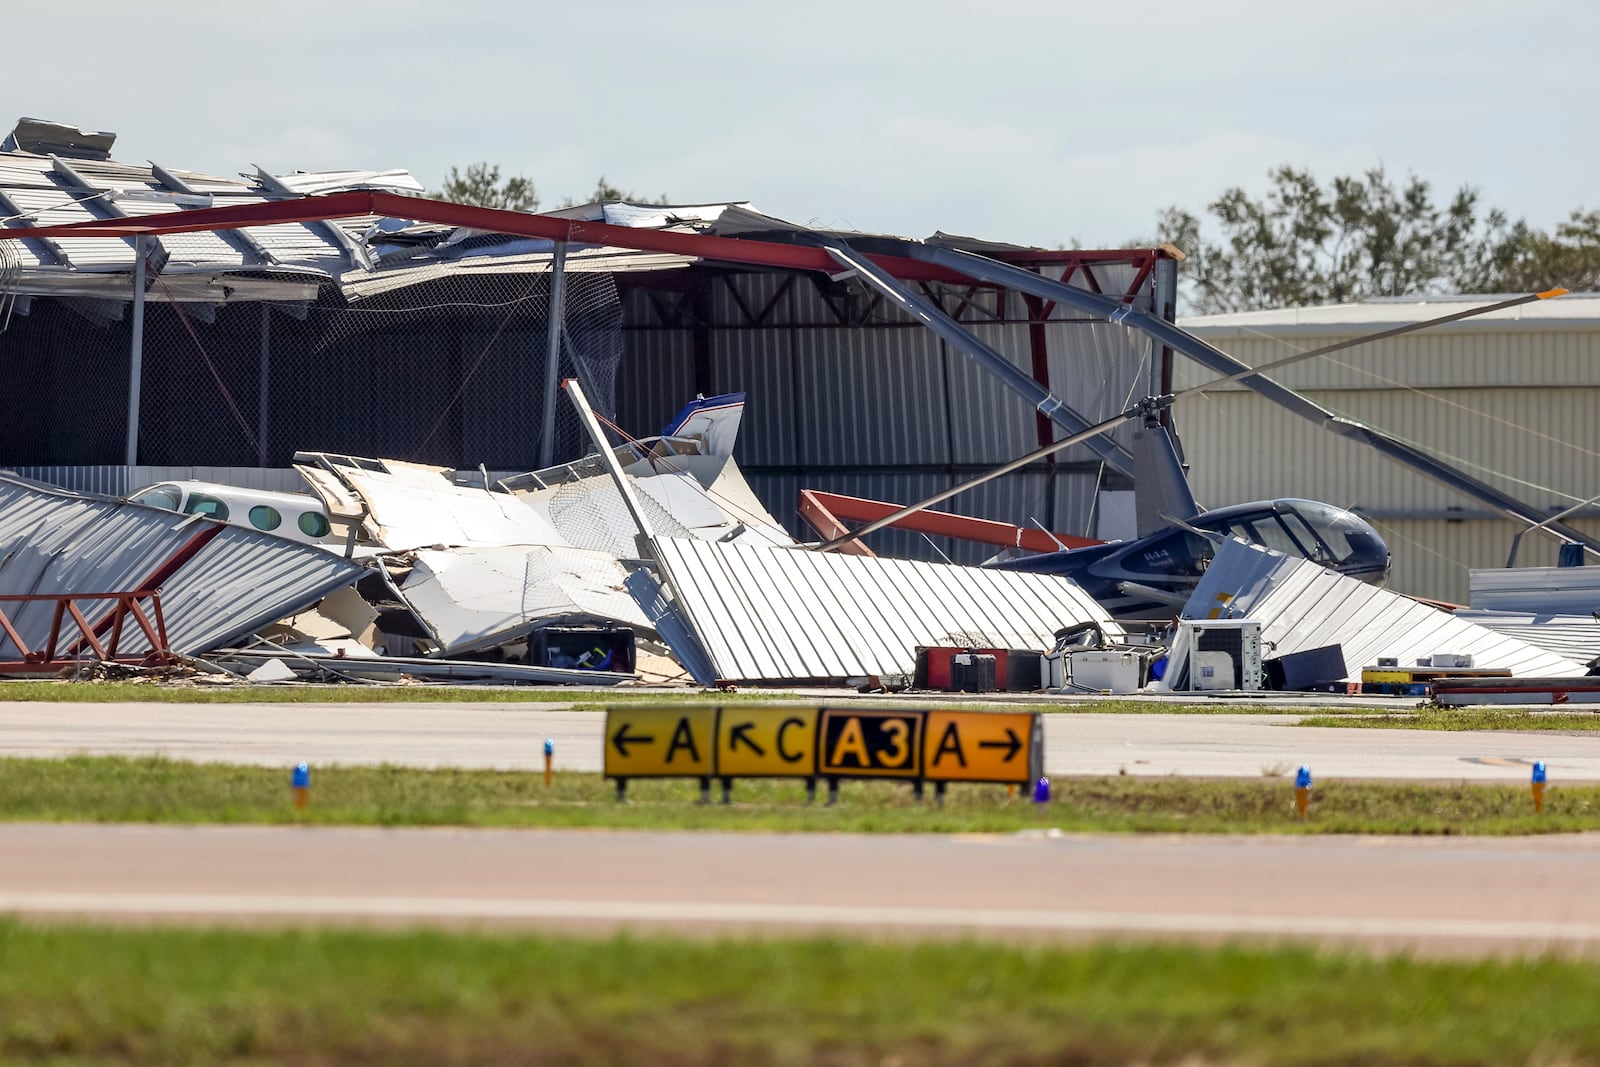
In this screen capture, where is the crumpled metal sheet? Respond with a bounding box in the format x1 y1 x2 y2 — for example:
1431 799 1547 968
0 474 365 655
1166 539 1584 683
401 546 651 656
648 536 1121 684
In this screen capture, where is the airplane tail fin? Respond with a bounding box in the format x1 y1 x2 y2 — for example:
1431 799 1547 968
1132 419 1200 537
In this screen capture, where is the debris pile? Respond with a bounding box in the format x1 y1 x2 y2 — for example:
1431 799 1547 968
0 389 1588 701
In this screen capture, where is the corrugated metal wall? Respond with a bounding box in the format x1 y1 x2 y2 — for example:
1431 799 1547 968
1177 322 1600 603
618 267 1156 563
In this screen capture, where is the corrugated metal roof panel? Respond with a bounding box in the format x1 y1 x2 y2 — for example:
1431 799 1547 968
4 186 131 268
0 474 365 656
1166 539 1582 682
1469 565 1600 614
1453 610 1600 662
652 536 1121 683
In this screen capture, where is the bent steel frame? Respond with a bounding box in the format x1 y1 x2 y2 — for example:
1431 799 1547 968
0 589 172 673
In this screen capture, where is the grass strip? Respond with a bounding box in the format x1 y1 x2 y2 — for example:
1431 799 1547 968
0 680 587 703
1301 707 1600 731
2 921 1599 1066
0 678 1352 714
2 756 1596 834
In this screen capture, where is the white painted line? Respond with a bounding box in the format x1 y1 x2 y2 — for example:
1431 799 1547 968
4 893 1600 942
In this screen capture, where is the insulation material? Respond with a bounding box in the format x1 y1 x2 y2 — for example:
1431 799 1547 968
1164 540 1583 685
649 536 1120 685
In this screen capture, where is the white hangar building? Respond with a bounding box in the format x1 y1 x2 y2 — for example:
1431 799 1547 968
1177 295 1600 603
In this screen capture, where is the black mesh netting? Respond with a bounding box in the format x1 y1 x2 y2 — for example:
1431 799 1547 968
0 265 622 471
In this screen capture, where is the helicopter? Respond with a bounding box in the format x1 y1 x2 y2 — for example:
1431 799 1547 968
807 238 1582 621
983 407 1391 619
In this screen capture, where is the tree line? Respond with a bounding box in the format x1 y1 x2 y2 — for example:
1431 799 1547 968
434 160 1599 313
431 162 667 213
1149 165 1600 314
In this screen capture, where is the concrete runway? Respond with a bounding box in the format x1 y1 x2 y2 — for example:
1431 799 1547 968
6 698 1600 955
3 699 1600 782
5 823 1600 956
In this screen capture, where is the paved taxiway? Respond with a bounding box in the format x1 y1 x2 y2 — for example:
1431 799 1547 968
5 823 1600 956
3 699 1599 781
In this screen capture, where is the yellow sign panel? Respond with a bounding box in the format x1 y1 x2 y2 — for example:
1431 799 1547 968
715 708 820 778
922 711 1038 784
603 706 718 778
817 708 923 779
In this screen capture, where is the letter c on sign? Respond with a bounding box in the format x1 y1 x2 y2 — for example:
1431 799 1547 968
776 716 805 762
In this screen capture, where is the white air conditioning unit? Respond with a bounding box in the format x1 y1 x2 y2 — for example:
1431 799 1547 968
1175 620 1263 692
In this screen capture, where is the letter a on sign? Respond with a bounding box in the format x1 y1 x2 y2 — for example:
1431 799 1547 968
603 707 716 778
931 720 966 768
922 711 1038 785
819 710 922 779
830 716 869 768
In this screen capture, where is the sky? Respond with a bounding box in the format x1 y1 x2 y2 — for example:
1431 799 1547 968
9 0 1597 250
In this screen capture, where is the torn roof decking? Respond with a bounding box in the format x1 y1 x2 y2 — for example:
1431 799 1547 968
4 187 1172 293
0 474 365 656
649 536 1121 684
0 148 424 285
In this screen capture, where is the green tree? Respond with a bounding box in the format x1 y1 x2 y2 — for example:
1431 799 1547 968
1154 166 1534 314
1480 209 1600 293
431 162 539 212
562 176 670 207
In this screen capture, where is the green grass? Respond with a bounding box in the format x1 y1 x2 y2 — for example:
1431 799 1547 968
2 756 1595 834
0 678 1354 714
1301 707 1600 731
0 679 595 703
2 922 1600 1065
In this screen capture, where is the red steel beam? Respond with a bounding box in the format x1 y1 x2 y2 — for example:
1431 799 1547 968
799 490 1100 553
0 590 173 672
0 190 1169 289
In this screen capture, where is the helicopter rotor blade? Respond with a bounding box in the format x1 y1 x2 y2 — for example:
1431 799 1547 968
815 247 1575 555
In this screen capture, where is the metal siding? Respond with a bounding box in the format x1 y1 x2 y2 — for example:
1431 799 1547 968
0 475 363 655
1181 325 1600 392
1180 388 1600 518
1468 565 1600 614
653 536 1119 683
709 322 798 465
618 328 696 438
1170 540 1582 682
945 324 1039 463
1369 518 1600 604
1042 319 1152 462
791 327 948 466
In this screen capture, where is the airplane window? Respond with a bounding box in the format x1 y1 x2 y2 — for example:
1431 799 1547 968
249 505 282 532
183 494 230 521
298 512 331 538
133 486 181 511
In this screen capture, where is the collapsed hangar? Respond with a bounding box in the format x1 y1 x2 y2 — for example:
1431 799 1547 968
0 118 1175 564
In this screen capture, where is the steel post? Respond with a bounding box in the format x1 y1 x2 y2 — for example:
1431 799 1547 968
124 235 147 466
539 241 569 468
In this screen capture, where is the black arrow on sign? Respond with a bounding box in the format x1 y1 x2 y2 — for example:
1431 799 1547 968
728 722 766 757
978 728 1022 762
611 723 655 758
